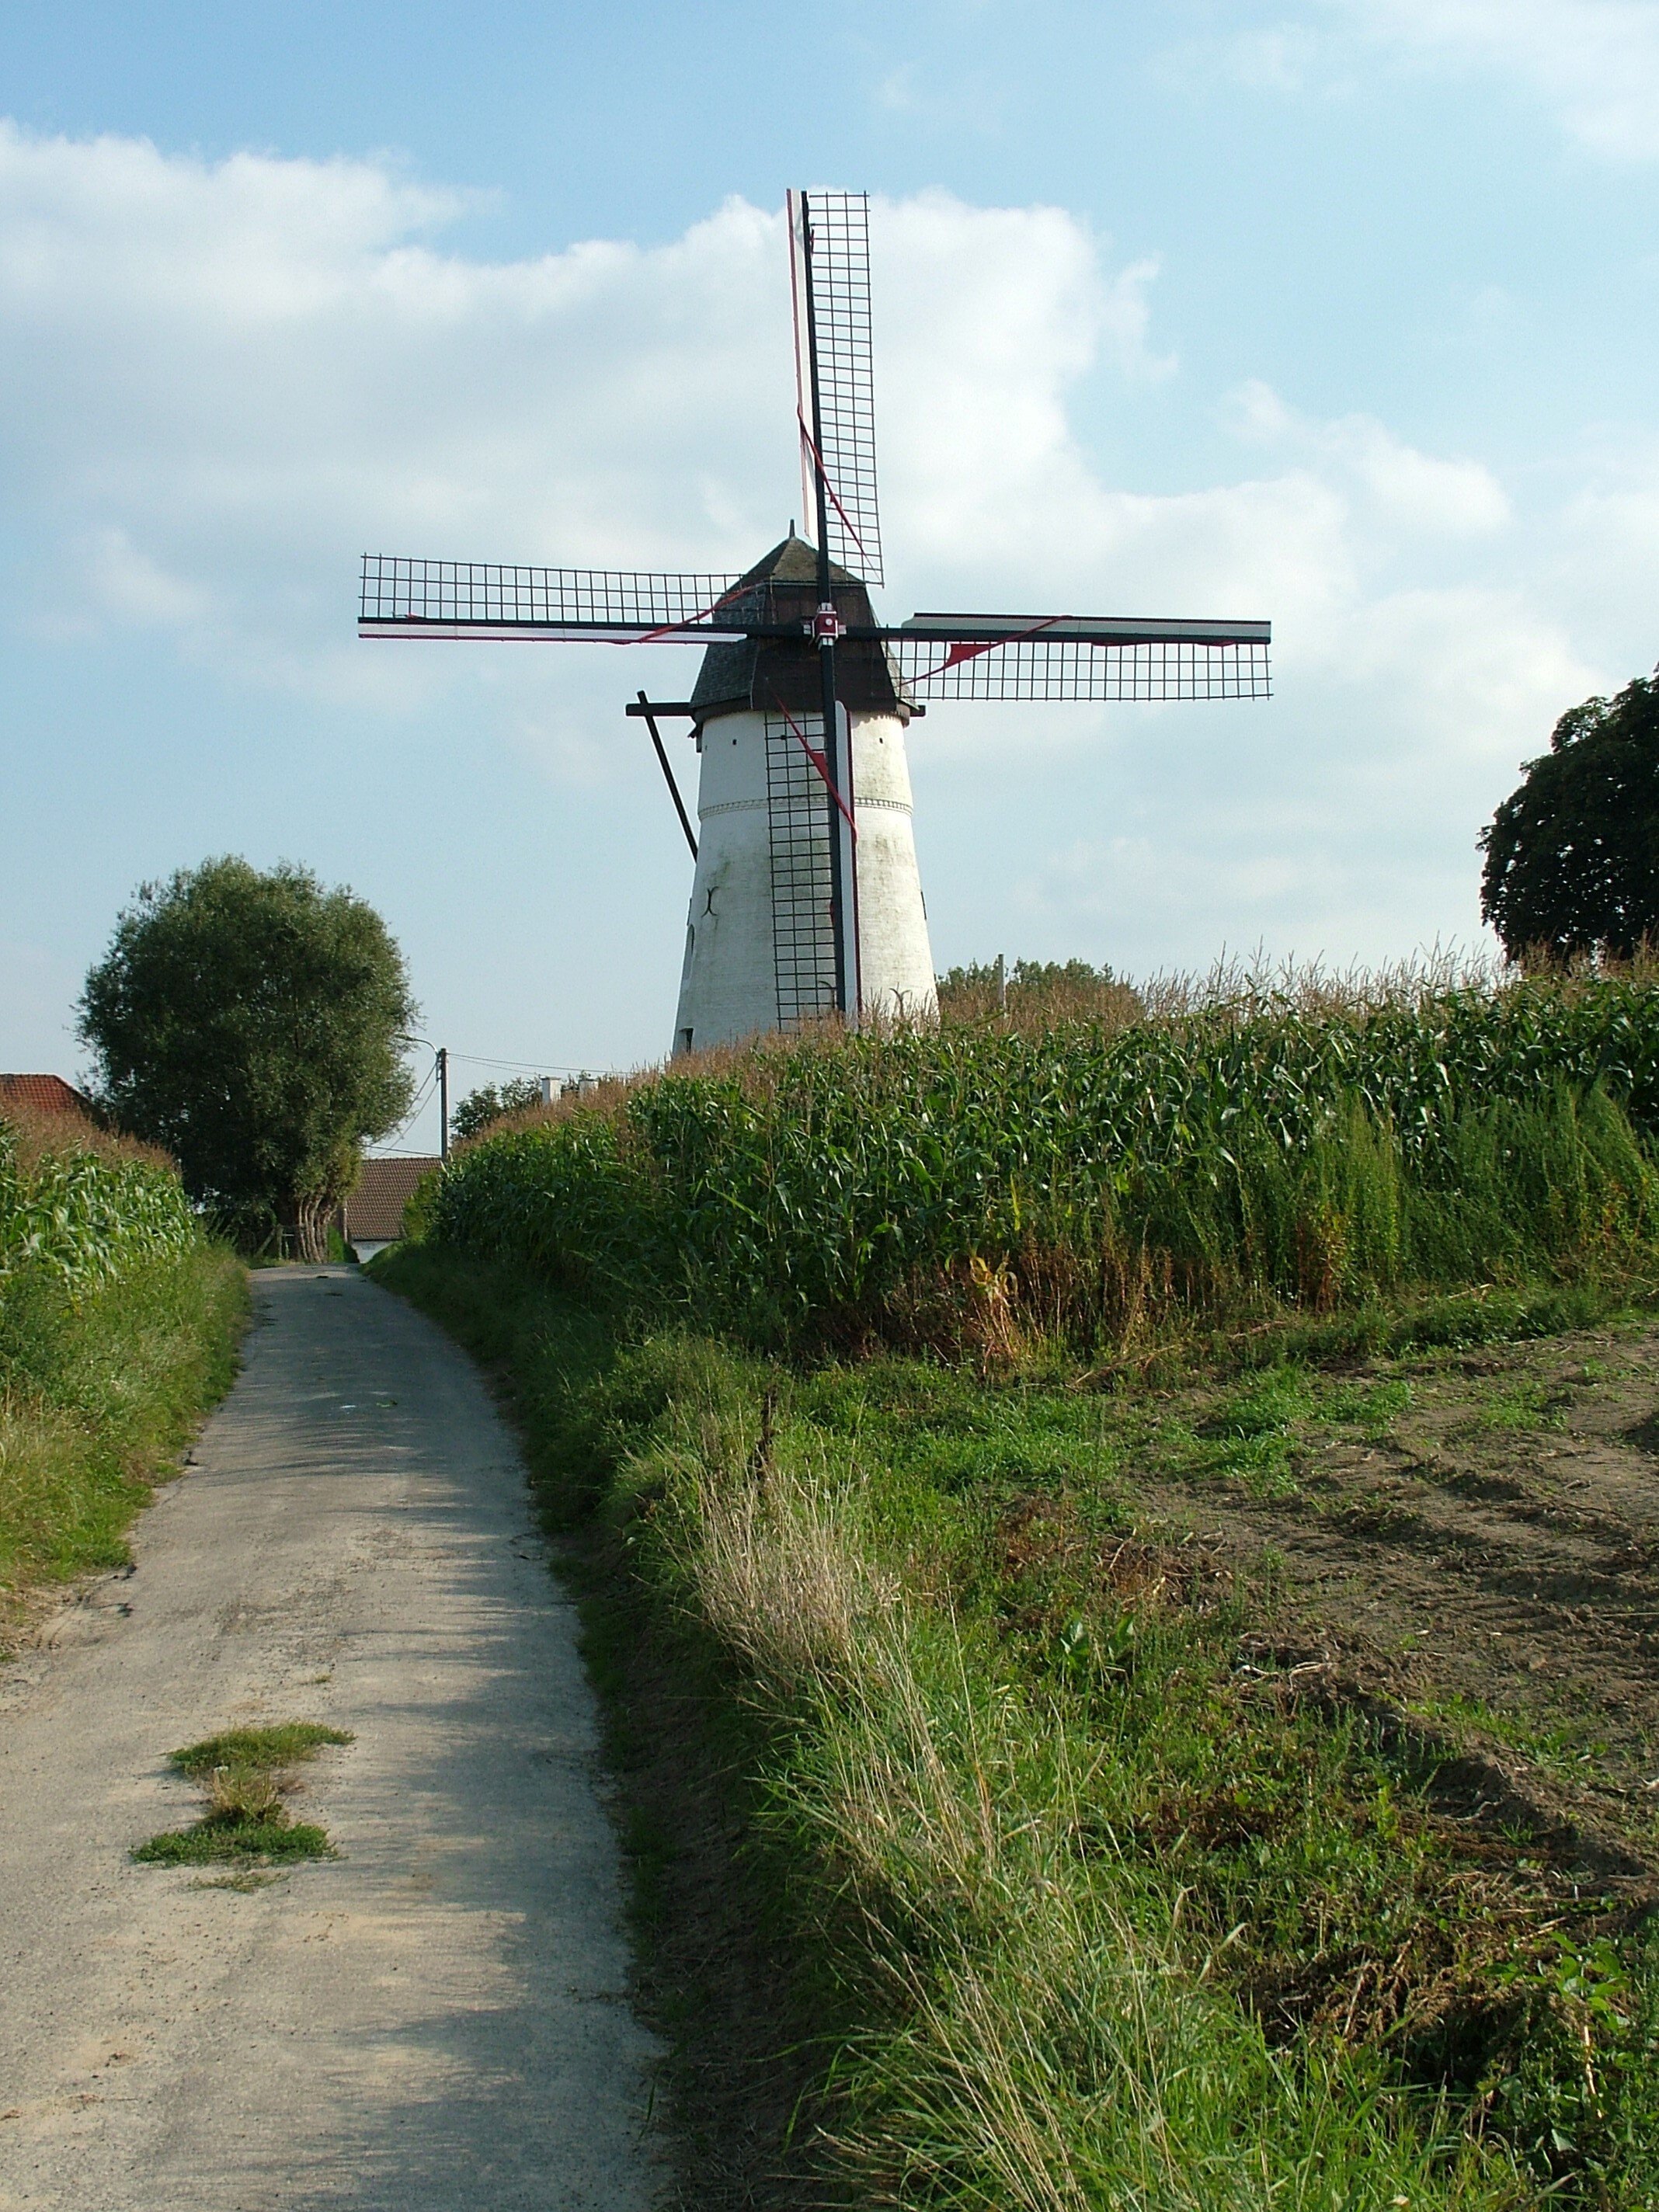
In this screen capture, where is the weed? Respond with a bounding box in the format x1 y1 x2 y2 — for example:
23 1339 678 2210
1191 1366 1317 1494
134 1720 353 1867
1325 1377 1414 1435
168 1722 352 1776
1471 1378 1577 1431
134 1817 334 1866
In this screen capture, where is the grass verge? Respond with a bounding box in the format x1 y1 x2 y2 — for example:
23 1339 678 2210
0 1246 248 1636
134 1721 353 1866
375 1241 1659 2212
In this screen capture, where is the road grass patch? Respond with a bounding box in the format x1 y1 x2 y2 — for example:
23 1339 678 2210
135 1720 353 1867
134 1817 334 1866
168 1721 352 1776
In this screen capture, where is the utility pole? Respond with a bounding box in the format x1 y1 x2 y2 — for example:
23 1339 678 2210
437 1047 449 1162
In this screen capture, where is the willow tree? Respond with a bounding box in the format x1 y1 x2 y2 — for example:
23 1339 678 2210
78 858 416 1258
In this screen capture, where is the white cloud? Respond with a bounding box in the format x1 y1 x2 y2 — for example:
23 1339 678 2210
0 126 799 711
0 123 1636 989
1185 1 1659 161
1228 381 1511 539
1348 0 1659 160
82 524 208 628
1159 22 1351 100
1168 2 1659 161
871 60 1008 134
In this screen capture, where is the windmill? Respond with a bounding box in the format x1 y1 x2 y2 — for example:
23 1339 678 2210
360 191 1271 1054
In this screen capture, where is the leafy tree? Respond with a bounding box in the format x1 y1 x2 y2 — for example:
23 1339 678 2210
1480 676 1659 964
936 957 1143 1027
78 858 416 1259
450 1076 542 1145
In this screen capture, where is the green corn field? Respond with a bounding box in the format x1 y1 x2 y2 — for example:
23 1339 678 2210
428 978 1659 1348
0 1122 199 1291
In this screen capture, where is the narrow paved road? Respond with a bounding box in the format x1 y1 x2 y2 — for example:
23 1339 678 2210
0 1268 663 2211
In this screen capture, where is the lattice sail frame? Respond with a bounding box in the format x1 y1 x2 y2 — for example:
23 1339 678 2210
892 636 1271 703
358 555 748 641
789 190 884 586
763 711 838 1028
360 559 1273 700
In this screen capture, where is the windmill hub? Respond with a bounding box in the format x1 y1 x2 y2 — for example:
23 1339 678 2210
357 190 1272 1059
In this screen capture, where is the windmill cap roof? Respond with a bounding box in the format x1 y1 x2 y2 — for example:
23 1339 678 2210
690 530 903 723
734 531 861 592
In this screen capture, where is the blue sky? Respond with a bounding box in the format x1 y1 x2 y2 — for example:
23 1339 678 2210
5 1 1659 1150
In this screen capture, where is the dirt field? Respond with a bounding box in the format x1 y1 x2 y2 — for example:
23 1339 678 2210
1129 1319 1659 1877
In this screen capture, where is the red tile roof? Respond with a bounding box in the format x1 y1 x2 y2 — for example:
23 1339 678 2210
336 1156 440 1243
0 1074 92 1117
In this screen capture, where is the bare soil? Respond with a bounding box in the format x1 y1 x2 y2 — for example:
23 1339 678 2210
1133 1317 1659 1877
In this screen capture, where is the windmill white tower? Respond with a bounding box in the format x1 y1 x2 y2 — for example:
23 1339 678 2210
666 530 936 1052
358 191 1272 1054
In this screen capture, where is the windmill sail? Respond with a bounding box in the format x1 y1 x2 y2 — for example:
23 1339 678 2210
358 555 751 642
763 710 840 1029
888 614 1272 701
356 186 1276 1060
788 191 884 587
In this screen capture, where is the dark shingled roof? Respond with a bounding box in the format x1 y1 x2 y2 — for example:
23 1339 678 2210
739 531 860 593
690 529 909 725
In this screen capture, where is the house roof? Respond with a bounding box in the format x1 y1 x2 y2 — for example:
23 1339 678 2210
336 1156 440 1243
0 1074 92 1117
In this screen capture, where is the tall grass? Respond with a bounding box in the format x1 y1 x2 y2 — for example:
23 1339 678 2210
0 1110 243 1620
383 1261 1628 2212
0 1250 246 1611
603 1330 1659 2207
428 978 1659 1349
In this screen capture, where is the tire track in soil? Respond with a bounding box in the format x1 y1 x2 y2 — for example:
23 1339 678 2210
1140 1323 1659 1870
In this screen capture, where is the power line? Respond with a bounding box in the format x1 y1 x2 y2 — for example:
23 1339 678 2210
447 1051 594 1076
380 1063 437 1149
447 1050 631 1080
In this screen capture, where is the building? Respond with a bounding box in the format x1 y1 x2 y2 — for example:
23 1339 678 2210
335 1157 440 1260
0 1074 94 1119
671 533 937 1054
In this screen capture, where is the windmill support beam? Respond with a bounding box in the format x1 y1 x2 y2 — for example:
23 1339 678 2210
635 691 698 861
